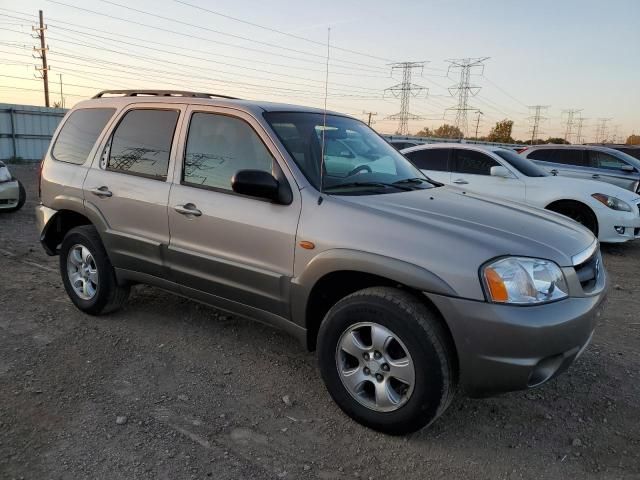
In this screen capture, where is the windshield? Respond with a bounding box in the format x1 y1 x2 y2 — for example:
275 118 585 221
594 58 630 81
494 149 549 177
264 112 433 194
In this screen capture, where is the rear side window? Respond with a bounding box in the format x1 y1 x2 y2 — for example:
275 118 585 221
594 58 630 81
52 108 115 164
551 149 585 166
526 149 555 161
405 149 450 171
453 149 499 175
183 112 273 191
107 109 179 180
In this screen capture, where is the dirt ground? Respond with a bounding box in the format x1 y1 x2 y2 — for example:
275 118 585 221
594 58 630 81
0 164 638 480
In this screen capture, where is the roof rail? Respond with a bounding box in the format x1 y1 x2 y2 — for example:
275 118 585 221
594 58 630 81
92 90 239 100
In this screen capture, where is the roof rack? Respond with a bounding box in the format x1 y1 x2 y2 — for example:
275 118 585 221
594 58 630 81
92 90 239 100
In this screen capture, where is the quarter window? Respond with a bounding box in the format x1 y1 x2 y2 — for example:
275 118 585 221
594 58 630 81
183 113 274 191
453 149 499 175
107 109 179 179
405 149 450 171
52 108 115 164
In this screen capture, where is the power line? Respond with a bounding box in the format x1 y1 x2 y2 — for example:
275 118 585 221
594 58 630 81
384 62 427 135
172 0 396 63
446 57 489 137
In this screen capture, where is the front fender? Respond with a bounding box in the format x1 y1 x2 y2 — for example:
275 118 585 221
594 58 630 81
289 248 457 327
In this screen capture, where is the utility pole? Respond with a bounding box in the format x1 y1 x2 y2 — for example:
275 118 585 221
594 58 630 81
594 118 612 143
58 73 64 108
32 10 50 107
474 110 483 139
384 62 427 135
528 105 549 144
446 57 489 138
363 110 377 127
562 109 582 143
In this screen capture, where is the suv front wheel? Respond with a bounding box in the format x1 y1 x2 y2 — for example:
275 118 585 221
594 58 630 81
317 287 456 435
60 225 129 315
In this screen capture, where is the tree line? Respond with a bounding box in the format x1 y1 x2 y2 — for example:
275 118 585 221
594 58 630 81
413 120 639 145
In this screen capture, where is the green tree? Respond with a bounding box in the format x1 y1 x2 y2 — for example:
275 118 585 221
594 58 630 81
433 124 463 139
626 134 640 145
415 127 434 137
545 137 570 145
486 119 514 143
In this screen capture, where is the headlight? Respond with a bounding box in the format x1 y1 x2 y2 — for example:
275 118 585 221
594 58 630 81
592 193 632 212
482 257 568 304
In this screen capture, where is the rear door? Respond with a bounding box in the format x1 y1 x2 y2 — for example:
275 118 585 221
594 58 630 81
587 150 639 191
166 106 301 318
83 104 183 278
451 148 526 201
403 148 451 184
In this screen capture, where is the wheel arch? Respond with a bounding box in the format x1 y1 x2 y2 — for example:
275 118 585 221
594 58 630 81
544 198 599 236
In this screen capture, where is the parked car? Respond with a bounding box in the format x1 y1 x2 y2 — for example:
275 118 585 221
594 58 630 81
37 90 606 434
387 139 422 151
585 144 640 161
402 143 640 243
520 145 640 193
0 160 26 212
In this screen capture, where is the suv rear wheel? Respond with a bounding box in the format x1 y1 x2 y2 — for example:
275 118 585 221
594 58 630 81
317 287 456 434
60 225 129 315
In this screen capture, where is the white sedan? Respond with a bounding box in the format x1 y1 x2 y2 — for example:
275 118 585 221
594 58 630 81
0 161 25 213
401 143 640 243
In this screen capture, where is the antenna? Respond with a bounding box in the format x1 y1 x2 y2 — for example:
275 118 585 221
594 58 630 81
319 27 330 197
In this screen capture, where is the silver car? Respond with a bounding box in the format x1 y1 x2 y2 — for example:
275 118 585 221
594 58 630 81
521 144 640 193
36 90 606 434
0 161 26 212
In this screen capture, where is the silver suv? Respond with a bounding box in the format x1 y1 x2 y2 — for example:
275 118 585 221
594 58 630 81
521 144 640 193
36 90 606 434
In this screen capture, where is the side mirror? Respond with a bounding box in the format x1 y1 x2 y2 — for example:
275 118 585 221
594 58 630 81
490 166 512 178
232 170 281 202
620 164 635 172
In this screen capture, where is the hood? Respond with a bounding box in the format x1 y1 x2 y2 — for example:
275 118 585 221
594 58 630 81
337 186 595 267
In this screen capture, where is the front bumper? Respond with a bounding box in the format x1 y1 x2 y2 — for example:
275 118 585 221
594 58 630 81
596 206 640 243
426 290 607 397
0 180 19 209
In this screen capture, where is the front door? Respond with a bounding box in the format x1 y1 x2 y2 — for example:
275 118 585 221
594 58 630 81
166 106 301 318
83 105 183 277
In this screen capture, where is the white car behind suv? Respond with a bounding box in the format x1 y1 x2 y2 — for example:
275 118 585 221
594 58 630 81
401 143 640 243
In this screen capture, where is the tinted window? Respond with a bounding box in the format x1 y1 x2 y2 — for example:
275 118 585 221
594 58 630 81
589 150 632 170
52 108 115 164
526 149 555 161
614 147 640 161
454 149 499 175
494 149 548 177
406 149 450 171
552 149 585 166
183 113 273 191
107 109 179 179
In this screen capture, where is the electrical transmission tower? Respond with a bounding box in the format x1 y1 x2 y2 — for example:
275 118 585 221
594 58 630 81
384 62 427 135
562 109 582 143
32 10 50 107
594 118 613 143
527 105 549 144
363 111 378 127
445 57 489 138
574 115 589 144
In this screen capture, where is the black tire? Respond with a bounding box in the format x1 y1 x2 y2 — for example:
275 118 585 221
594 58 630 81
3 180 26 213
317 287 456 435
547 200 598 237
59 225 129 315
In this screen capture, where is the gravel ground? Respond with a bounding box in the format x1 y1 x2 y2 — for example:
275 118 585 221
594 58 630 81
1 164 639 480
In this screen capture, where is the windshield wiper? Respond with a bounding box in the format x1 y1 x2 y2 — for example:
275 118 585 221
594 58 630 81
393 177 442 187
323 181 413 192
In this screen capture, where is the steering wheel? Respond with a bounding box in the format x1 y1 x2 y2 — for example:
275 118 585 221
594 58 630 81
346 164 372 176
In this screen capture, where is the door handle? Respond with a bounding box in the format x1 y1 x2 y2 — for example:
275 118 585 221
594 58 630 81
174 203 202 217
89 186 112 198
592 174 600 179
453 179 469 185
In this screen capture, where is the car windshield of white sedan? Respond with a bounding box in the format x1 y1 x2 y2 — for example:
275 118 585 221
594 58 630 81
264 112 434 194
494 149 549 177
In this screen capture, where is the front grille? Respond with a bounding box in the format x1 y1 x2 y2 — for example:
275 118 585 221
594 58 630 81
574 252 599 292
